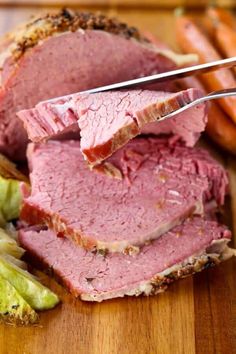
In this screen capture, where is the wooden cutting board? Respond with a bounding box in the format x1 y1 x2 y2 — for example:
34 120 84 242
0 7 235 354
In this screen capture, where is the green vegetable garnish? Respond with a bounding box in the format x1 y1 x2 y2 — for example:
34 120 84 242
0 153 29 226
0 274 38 325
0 227 25 259
0 256 60 311
0 176 22 225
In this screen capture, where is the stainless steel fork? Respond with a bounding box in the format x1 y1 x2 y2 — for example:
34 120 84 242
159 88 236 121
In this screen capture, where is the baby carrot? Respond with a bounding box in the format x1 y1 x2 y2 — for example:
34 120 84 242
214 22 236 58
179 76 236 154
206 6 236 30
175 15 236 124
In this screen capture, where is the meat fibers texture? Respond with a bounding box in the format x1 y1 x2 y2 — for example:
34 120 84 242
0 9 196 160
18 217 232 302
18 88 208 165
20 137 228 253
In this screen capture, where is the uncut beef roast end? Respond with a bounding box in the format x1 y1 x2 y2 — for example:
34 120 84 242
0 9 196 160
18 88 207 166
18 217 234 302
20 137 228 253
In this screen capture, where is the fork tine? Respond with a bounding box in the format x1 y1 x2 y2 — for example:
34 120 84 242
159 87 236 121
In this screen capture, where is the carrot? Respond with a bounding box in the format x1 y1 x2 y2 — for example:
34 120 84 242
205 103 236 154
199 16 215 39
206 6 236 30
179 76 236 155
214 22 236 58
175 15 236 124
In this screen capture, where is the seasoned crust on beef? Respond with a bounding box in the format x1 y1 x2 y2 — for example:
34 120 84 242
7 9 145 62
22 246 231 302
81 248 232 301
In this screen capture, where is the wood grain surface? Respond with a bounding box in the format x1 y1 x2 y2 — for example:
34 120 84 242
0 0 235 9
0 6 235 354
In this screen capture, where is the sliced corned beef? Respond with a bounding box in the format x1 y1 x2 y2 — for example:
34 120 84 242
20 138 228 253
17 88 207 165
18 217 234 302
0 9 196 160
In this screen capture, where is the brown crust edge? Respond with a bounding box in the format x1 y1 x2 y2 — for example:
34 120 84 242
81 252 225 301
10 9 145 62
22 247 224 302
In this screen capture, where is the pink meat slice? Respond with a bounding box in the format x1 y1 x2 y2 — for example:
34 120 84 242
18 217 232 302
0 10 195 160
17 88 207 165
20 137 228 253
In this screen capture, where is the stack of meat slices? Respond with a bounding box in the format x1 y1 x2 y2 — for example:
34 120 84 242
18 88 235 301
13 10 235 302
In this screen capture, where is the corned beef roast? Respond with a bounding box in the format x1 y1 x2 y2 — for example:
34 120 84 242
18 218 234 302
18 88 208 165
20 137 228 253
0 9 196 160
